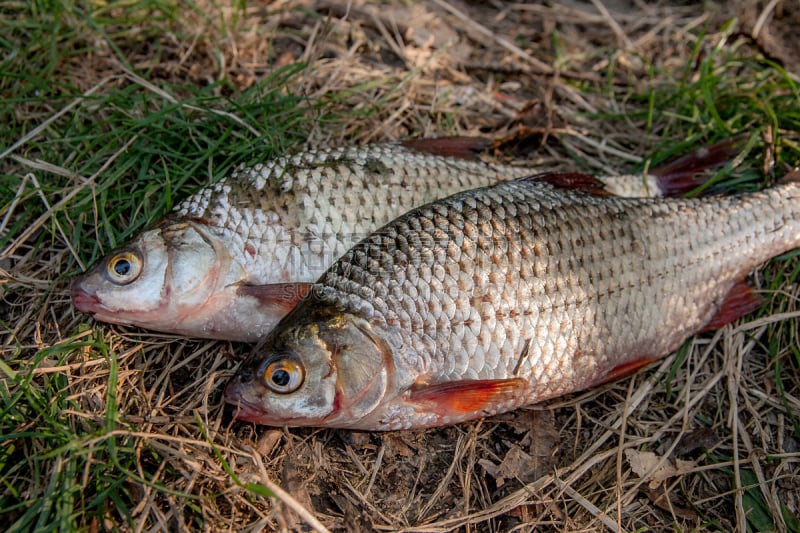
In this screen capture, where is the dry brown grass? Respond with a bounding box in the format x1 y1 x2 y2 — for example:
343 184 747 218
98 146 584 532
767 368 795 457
2 1 799 531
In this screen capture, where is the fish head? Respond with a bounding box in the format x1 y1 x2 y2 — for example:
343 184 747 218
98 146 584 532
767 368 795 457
71 220 243 335
225 307 392 428
71 228 171 320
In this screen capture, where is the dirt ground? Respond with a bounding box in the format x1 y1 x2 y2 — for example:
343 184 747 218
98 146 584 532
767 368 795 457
3 1 800 531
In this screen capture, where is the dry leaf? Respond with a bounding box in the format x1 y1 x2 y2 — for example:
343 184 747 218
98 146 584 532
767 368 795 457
645 485 699 520
478 458 502 486
256 429 283 457
674 428 718 456
734 0 800 75
499 446 536 483
625 448 696 489
281 441 318 530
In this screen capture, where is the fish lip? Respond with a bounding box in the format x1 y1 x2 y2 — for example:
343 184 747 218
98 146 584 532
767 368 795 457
71 281 102 313
224 378 274 424
70 279 131 325
223 378 262 421
226 399 267 423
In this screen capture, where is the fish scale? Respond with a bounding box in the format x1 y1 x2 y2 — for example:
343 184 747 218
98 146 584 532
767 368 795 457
175 143 540 284
73 137 741 342
391 185 784 401
227 174 800 430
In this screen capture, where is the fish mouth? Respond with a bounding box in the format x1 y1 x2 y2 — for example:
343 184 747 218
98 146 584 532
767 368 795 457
224 377 313 426
227 401 268 423
71 280 132 325
71 282 102 313
223 378 266 422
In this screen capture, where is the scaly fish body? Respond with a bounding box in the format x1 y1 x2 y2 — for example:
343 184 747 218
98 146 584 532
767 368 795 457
225 171 800 430
71 138 735 341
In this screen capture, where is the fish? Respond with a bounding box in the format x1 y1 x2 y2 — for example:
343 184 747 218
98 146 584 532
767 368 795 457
224 167 800 430
72 137 737 341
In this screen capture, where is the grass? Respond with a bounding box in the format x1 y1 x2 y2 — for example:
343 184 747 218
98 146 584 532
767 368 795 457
1 1 799 531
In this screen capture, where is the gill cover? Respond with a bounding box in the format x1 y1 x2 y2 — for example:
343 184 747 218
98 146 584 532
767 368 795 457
160 222 222 306
319 315 390 424
226 311 392 428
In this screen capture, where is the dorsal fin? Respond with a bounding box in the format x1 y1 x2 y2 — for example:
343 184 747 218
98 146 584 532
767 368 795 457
399 137 491 160
529 172 614 196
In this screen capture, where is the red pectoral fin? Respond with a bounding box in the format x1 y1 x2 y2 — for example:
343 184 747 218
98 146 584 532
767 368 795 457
410 378 528 415
400 137 490 160
237 282 313 313
701 279 763 332
650 136 742 196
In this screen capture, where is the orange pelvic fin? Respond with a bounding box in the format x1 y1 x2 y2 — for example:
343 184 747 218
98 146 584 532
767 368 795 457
532 172 613 196
237 282 313 313
700 279 763 332
650 136 742 196
400 137 490 160
410 378 528 415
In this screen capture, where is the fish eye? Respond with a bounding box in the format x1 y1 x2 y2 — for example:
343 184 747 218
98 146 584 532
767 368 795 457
263 356 305 394
106 251 142 285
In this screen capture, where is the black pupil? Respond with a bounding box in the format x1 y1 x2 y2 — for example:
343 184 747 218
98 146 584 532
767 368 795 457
271 368 291 387
113 259 131 276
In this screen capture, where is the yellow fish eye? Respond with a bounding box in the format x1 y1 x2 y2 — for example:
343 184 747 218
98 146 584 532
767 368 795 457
106 251 142 285
263 357 304 394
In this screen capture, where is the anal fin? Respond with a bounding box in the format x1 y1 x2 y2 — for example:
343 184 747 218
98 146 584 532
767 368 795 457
410 378 528 415
701 279 763 332
587 356 660 389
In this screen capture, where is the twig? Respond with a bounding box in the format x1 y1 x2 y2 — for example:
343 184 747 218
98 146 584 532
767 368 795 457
248 447 332 533
430 0 554 74
122 69 263 138
726 330 747 529
364 442 385 499
557 479 621 533
588 0 634 50
0 75 119 161
752 0 780 39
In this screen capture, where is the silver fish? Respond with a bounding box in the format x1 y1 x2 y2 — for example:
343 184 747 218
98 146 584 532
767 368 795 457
72 137 736 341
225 167 799 430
